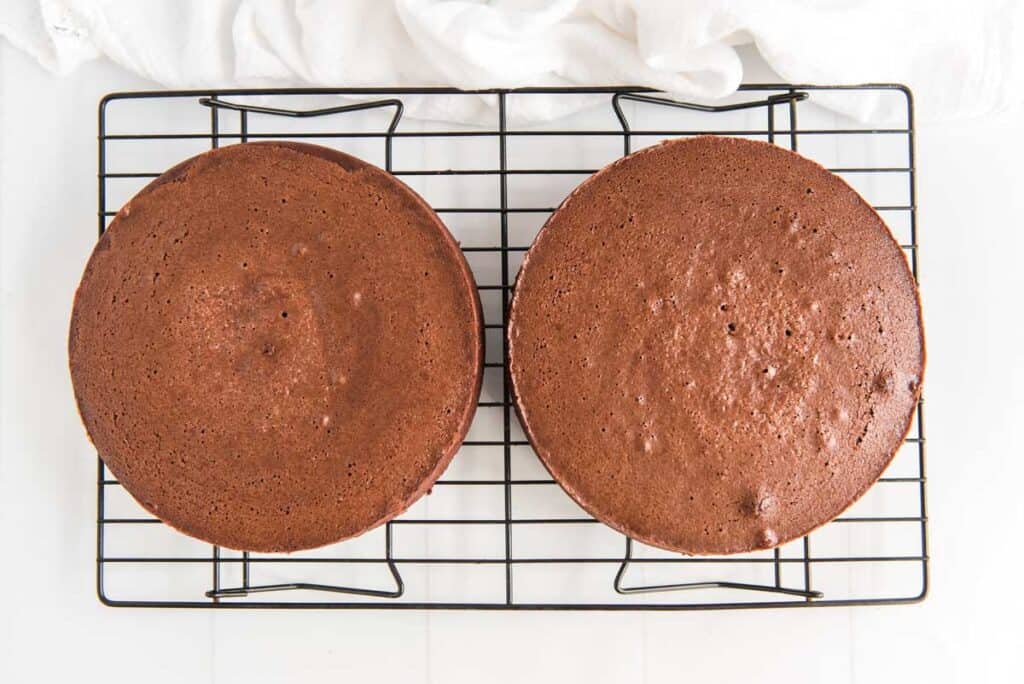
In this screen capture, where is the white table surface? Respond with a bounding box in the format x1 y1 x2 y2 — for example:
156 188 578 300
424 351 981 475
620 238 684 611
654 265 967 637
1 43 1022 683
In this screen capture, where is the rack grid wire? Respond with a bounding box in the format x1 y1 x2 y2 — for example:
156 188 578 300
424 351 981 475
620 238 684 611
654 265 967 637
96 84 927 610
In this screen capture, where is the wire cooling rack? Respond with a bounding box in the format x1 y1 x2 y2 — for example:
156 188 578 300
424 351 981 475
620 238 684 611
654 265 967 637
95 85 926 609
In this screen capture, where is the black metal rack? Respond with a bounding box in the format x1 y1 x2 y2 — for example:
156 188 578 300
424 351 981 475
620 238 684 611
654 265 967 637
96 85 926 609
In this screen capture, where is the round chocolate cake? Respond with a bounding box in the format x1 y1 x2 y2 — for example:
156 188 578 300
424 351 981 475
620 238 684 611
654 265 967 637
70 142 483 552
508 136 924 556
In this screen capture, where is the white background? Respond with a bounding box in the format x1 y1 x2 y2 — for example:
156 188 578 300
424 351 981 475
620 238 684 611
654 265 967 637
1 43 1022 683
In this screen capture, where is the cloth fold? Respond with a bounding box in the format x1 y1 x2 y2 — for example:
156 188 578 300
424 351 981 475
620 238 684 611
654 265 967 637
2 0 1021 123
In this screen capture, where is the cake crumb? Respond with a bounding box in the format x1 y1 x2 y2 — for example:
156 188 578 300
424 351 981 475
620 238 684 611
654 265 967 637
757 528 778 548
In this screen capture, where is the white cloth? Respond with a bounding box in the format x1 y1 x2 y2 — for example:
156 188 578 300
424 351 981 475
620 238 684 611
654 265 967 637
2 0 1022 124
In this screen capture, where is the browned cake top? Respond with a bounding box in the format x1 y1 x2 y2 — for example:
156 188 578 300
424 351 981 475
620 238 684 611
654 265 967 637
70 142 483 552
508 136 924 555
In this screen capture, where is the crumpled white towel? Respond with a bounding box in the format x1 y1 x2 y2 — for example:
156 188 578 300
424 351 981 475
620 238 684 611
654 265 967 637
2 0 1021 124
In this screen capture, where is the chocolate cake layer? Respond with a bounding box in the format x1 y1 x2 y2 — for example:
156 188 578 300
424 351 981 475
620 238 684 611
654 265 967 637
70 142 483 552
507 136 924 555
